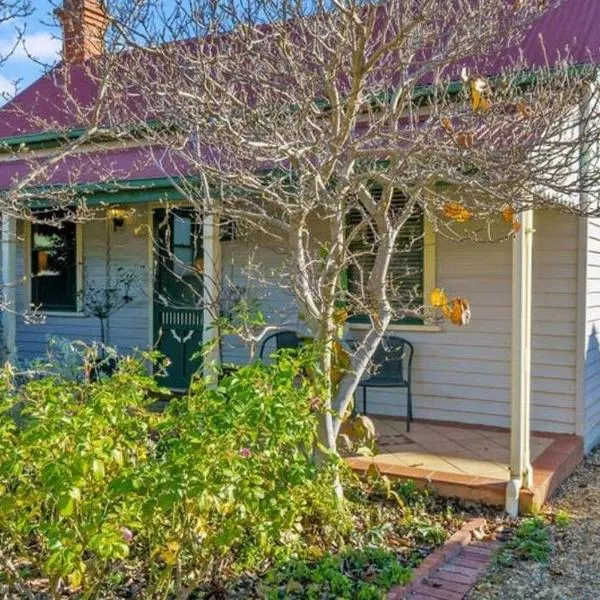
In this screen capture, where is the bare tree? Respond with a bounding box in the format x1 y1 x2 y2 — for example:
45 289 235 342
0 1 32 64
5 0 600 467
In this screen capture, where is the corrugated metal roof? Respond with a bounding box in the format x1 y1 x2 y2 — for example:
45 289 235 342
0 145 191 189
0 0 598 140
521 0 600 67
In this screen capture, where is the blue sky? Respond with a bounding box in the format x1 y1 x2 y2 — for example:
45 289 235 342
0 0 62 100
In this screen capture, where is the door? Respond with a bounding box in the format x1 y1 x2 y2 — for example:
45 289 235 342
153 208 204 389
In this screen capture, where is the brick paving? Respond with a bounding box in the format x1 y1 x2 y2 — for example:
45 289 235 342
387 518 498 600
406 541 498 600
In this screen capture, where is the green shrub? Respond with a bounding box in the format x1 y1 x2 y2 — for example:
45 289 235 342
0 347 345 598
0 355 162 596
135 350 345 595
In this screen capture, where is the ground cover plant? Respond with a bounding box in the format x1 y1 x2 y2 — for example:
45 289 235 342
208 477 463 599
469 451 600 600
0 347 466 598
495 515 553 567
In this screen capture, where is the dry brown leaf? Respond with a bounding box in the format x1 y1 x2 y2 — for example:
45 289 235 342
471 78 492 113
518 102 532 118
502 205 515 224
456 131 474 148
449 298 471 326
441 117 454 134
443 202 473 222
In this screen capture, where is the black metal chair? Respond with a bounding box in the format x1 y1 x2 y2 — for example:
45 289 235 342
357 336 414 431
259 330 303 360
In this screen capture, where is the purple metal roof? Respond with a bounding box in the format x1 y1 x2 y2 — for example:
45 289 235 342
0 145 191 189
0 0 599 190
504 0 600 68
0 63 101 139
1 0 599 141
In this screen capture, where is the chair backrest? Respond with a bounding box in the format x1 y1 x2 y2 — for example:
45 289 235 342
371 336 414 380
259 330 301 360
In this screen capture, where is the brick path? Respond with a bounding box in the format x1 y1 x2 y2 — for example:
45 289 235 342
406 540 498 600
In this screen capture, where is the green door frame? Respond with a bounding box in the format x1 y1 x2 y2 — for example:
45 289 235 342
152 208 204 390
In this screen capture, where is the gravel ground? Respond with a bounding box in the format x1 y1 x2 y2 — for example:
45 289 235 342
469 446 600 600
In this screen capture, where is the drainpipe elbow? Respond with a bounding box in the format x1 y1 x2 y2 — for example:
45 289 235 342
506 477 521 517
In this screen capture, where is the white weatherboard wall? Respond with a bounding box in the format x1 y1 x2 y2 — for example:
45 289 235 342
14 208 151 363
219 210 578 435
10 206 580 438
220 238 305 364
350 211 578 435
584 216 600 451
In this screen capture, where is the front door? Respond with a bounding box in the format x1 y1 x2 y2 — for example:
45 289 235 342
153 208 204 389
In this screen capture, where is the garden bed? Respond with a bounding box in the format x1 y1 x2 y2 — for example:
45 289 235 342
2 477 477 599
189 478 471 599
0 350 502 599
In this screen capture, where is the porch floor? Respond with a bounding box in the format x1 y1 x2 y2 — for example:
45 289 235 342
347 417 583 510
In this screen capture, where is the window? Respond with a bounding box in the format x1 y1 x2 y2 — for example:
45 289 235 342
347 188 434 325
30 217 80 312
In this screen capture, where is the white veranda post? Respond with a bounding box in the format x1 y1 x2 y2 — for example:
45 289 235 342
1 215 17 361
506 209 534 517
202 203 222 379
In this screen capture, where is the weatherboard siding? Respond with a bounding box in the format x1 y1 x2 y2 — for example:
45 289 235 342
14 208 151 363
584 217 600 451
220 211 578 435
220 238 306 365
103 207 151 355
348 211 578 435
9 207 579 436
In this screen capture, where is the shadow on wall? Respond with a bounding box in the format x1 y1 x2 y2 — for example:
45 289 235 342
585 324 600 451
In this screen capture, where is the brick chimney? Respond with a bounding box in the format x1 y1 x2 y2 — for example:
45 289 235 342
56 0 109 63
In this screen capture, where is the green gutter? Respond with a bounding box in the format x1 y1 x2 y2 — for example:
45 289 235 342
0 128 88 149
26 177 190 209
0 119 166 151
317 62 596 111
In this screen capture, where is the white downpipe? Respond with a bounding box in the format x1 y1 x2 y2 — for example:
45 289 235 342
1 215 17 361
202 203 222 380
575 83 595 443
506 209 534 517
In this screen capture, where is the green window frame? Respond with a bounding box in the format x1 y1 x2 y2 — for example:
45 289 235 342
28 214 82 313
346 188 435 326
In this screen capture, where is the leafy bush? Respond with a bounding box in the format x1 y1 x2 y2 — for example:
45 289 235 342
134 349 345 595
0 355 162 595
0 347 346 598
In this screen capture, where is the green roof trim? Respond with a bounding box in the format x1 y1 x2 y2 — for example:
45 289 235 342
28 177 190 209
0 128 88 149
2 63 595 150
0 119 166 150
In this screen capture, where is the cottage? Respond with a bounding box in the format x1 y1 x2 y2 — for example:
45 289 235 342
1 0 600 513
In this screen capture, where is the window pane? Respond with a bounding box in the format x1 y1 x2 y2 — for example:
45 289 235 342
347 189 424 323
172 215 197 277
173 215 192 246
31 221 77 311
